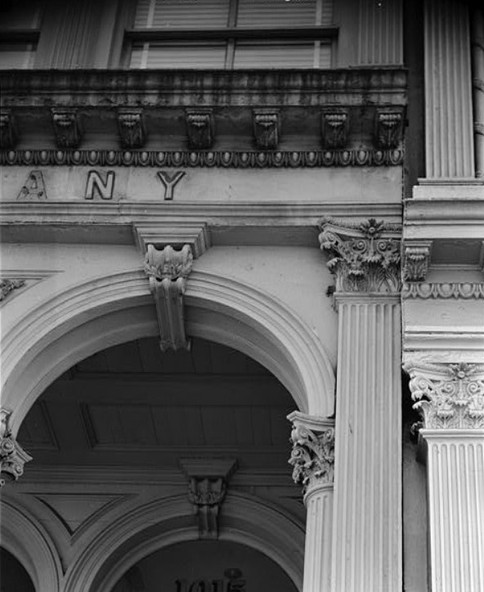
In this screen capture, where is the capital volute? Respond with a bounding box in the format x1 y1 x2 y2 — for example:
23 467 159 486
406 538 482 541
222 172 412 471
319 217 402 295
404 362 484 430
0 409 32 486
287 411 335 496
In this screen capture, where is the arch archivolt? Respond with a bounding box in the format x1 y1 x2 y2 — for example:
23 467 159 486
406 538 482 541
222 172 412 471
1 267 335 434
63 492 305 592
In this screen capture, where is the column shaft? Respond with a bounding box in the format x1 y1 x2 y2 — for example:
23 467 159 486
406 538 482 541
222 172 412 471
303 486 333 592
331 297 402 592
425 431 484 592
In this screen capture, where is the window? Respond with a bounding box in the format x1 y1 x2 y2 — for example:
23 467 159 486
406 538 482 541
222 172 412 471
126 0 336 69
0 0 43 69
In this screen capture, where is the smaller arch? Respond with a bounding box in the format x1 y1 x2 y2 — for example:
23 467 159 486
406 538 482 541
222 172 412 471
0 499 62 592
63 493 305 592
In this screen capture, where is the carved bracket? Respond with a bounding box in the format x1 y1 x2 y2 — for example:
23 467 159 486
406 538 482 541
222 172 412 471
404 362 484 430
0 109 17 148
179 458 237 539
253 110 280 150
321 109 349 149
403 241 432 282
117 108 146 149
374 108 404 149
51 108 82 149
0 278 25 301
319 217 402 294
0 409 32 486
144 244 193 351
186 109 214 149
287 411 335 495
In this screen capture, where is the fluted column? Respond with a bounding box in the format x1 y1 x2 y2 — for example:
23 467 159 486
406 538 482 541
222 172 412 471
471 7 484 178
319 218 402 592
288 412 335 592
405 362 484 592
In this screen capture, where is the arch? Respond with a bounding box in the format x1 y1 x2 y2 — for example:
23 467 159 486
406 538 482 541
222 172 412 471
63 492 305 592
0 499 62 592
1 268 335 434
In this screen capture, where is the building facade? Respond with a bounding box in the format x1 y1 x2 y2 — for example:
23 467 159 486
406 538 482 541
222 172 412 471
0 1 483 591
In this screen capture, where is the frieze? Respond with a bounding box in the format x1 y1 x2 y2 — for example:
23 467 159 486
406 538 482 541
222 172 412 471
319 217 402 294
405 362 484 430
0 148 404 168
402 282 484 299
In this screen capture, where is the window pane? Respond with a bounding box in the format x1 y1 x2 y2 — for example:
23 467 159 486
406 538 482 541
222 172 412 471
130 42 226 68
236 0 317 27
0 42 37 69
134 0 229 29
234 41 316 68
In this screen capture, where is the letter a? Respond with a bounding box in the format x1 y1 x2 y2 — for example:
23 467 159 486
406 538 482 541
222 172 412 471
17 170 47 200
85 170 115 200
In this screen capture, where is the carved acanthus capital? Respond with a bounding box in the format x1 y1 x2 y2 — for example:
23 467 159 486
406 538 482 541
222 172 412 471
403 242 432 282
253 110 280 150
374 108 404 149
288 412 335 494
319 218 402 294
144 244 193 351
186 109 214 149
51 108 82 149
180 458 237 539
0 409 32 486
321 109 349 149
117 108 146 149
405 362 484 430
0 109 17 148
0 278 25 301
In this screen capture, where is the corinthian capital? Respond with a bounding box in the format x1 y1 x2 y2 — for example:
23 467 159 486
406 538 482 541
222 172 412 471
288 412 335 493
0 409 32 486
405 362 484 430
319 218 401 294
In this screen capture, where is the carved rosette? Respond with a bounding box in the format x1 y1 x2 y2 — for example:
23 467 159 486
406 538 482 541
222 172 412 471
186 109 214 149
405 362 484 430
51 108 82 149
253 110 280 150
0 279 25 301
288 414 335 494
0 409 32 486
403 242 432 282
374 108 404 149
319 218 402 294
321 109 349 149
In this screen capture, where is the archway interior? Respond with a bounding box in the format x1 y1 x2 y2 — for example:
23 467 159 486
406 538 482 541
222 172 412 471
111 540 298 592
0 548 36 592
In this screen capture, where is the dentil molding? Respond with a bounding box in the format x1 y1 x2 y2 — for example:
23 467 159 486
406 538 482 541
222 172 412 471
405 362 484 429
0 409 32 486
287 411 335 494
319 217 402 294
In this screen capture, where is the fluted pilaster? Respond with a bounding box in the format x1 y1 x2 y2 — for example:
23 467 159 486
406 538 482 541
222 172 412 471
472 7 484 178
425 0 475 178
288 412 335 592
319 218 402 592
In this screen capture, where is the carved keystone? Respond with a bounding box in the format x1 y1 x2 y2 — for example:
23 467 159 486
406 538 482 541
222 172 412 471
253 110 280 150
117 108 146 149
319 217 402 294
179 458 237 539
0 109 17 148
374 108 404 149
144 244 193 351
51 108 82 149
404 362 484 430
288 411 335 496
186 109 214 149
0 409 32 487
321 109 349 149
403 242 432 282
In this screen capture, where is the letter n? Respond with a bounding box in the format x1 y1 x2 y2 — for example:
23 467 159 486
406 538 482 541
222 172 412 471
85 170 115 200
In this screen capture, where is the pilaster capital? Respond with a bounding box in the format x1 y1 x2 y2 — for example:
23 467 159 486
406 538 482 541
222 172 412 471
319 217 401 295
404 362 484 430
287 411 335 495
0 409 32 486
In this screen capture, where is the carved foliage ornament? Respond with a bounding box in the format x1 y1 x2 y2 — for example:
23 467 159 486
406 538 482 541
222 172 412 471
117 108 146 149
374 109 404 149
0 409 32 486
253 110 280 150
319 218 401 294
51 108 82 149
321 109 349 149
403 243 432 282
289 423 335 492
0 279 25 301
406 363 484 430
0 110 16 149
186 109 214 149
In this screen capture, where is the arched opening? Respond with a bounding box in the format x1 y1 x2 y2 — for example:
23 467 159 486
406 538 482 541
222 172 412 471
17 336 306 592
0 548 35 592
